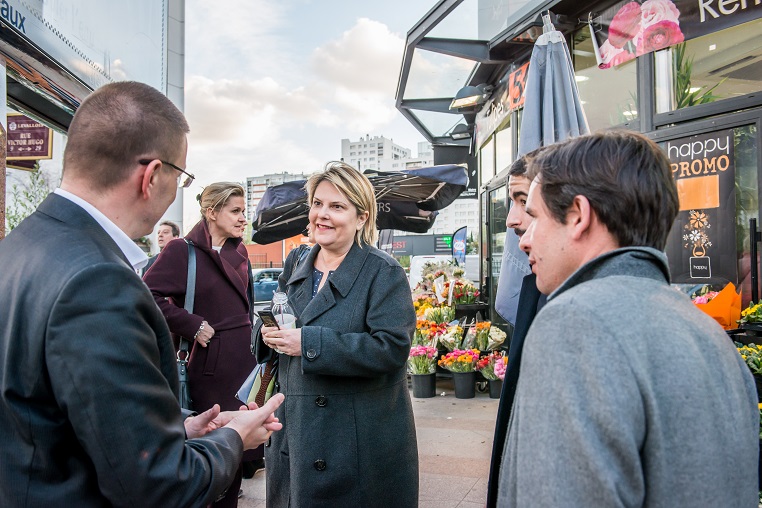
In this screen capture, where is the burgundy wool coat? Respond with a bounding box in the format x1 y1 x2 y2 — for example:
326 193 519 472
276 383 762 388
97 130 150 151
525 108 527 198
144 219 257 417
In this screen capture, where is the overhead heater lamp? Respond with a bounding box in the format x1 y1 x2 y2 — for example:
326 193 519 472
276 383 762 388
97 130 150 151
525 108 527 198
450 123 471 140
449 84 493 109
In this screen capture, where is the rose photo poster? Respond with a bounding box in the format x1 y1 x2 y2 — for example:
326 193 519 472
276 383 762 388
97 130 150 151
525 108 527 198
589 0 762 69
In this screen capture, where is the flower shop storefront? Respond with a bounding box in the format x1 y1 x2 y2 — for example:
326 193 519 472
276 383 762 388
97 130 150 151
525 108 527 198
396 0 762 337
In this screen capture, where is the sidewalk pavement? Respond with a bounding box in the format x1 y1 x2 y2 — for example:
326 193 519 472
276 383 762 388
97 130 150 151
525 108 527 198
238 377 500 507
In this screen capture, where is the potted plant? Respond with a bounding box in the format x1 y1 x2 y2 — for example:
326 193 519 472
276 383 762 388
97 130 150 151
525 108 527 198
736 342 762 402
438 349 480 398
408 345 438 398
476 351 506 398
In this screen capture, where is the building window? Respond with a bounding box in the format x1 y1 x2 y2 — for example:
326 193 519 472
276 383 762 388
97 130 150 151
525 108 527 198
572 27 638 130
495 118 512 174
654 19 762 113
480 136 495 184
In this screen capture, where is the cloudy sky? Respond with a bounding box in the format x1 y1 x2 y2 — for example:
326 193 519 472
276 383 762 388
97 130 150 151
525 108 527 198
183 0 433 201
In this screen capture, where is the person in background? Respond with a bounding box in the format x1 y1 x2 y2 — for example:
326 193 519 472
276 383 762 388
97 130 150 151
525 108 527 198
143 220 180 275
0 81 283 507
144 182 261 507
486 153 546 507
254 162 419 507
499 130 758 506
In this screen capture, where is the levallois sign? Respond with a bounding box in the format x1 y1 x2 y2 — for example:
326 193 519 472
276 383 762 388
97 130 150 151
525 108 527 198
7 113 52 160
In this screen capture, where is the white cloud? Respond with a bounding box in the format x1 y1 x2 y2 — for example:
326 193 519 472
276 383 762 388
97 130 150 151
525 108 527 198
182 6 426 231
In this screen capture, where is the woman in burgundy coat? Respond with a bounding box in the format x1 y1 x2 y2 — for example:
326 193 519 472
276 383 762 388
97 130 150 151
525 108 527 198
144 182 258 508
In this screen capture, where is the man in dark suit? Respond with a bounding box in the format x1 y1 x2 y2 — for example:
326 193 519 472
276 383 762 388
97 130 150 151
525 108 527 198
486 155 546 507
0 81 284 507
143 220 180 275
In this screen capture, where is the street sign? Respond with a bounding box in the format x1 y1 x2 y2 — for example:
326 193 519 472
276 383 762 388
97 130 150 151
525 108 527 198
7 113 52 160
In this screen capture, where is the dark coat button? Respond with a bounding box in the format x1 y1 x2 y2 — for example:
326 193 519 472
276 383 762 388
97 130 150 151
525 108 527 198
306 349 317 359
315 395 327 407
314 459 327 471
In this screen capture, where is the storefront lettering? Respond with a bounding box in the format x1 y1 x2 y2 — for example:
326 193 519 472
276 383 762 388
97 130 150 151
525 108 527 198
671 155 731 176
698 0 761 23
377 202 391 213
1 1 25 33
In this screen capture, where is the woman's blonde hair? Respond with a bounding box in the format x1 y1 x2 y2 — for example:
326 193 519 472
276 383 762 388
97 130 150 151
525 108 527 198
197 182 245 218
306 161 378 246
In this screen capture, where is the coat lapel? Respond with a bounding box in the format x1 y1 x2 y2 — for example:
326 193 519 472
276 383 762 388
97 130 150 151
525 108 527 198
186 220 249 306
294 243 370 324
37 194 131 267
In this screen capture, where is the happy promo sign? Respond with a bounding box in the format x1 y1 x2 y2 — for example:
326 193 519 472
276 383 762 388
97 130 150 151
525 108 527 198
663 128 737 284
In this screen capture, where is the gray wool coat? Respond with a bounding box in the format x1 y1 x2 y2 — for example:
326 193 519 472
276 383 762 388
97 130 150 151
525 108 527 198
254 242 419 508
499 247 759 507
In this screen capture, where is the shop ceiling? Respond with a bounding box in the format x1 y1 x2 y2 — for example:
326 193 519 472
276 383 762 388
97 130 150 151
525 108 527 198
395 0 620 147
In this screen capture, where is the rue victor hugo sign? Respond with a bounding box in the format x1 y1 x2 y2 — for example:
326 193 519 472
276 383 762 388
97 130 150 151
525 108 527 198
589 0 761 69
7 113 52 160
664 128 736 284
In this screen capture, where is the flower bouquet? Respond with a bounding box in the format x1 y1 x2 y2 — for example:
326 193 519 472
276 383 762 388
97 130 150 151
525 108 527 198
408 345 438 375
494 355 508 380
423 305 455 324
441 279 480 305
437 324 464 351
437 349 480 373
414 319 447 347
413 294 437 317
475 351 504 381
689 282 741 330
463 321 492 351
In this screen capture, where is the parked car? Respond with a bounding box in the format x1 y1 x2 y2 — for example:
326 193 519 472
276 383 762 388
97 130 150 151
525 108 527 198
251 267 283 303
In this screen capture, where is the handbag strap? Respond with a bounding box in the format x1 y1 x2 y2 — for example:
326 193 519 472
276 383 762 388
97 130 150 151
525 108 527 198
179 240 197 359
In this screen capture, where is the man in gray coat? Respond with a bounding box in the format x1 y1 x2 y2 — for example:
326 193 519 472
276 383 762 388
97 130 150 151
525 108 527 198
499 130 759 506
0 81 283 507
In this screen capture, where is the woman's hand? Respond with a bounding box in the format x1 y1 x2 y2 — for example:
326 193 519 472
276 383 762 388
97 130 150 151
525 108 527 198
194 320 215 348
263 327 302 357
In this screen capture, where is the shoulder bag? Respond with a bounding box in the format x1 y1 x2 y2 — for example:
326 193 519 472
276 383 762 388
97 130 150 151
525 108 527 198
176 240 196 410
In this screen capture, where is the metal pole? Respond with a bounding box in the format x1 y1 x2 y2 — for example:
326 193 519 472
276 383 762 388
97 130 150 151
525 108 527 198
751 218 759 303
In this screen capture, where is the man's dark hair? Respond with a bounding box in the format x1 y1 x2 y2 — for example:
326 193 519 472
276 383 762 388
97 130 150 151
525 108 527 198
160 221 180 238
63 81 190 189
507 147 545 179
526 130 678 250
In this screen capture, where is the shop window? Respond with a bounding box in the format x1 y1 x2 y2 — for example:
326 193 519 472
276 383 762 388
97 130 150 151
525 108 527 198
495 118 513 175
488 186 507 326
480 136 495 184
655 19 762 114
572 27 638 130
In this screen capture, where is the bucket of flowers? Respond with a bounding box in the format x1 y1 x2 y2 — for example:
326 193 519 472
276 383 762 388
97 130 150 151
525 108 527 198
408 345 438 398
414 319 447 347
476 351 506 399
438 349 480 398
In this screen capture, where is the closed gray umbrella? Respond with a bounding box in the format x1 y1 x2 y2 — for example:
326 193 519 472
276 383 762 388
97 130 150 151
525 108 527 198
495 14 590 323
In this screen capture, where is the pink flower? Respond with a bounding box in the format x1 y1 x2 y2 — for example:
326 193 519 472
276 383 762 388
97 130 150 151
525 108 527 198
636 20 684 55
598 40 636 69
494 359 506 380
693 295 710 305
608 2 642 48
640 0 680 29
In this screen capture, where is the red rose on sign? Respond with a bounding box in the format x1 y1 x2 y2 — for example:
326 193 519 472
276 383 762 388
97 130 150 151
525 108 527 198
636 20 684 55
608 2 642 48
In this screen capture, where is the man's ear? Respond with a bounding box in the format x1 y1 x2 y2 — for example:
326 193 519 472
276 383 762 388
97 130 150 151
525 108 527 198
567 194 594 240
139 160 161 200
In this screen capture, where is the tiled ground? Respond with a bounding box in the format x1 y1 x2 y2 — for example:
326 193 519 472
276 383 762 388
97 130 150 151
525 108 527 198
239 377 499 507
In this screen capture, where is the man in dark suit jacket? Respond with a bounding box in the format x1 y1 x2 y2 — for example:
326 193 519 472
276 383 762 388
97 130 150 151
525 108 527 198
0 81 284 507
142 220 180 275
486 156 546 507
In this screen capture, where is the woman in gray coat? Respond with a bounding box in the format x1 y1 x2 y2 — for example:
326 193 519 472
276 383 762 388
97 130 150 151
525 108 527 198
255 162 418 507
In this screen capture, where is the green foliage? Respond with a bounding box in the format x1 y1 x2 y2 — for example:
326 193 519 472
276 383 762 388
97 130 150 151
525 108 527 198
466 233 478 255
672 43 724 109
5 165 51 234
